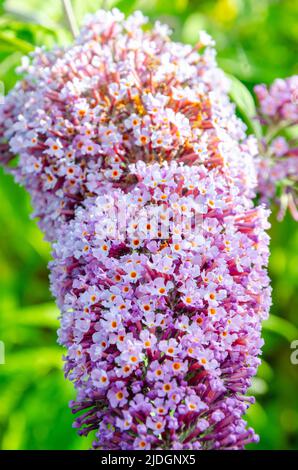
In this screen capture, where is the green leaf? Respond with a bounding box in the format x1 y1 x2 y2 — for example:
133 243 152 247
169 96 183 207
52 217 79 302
245 401 268 429
3 302 59 329
284 124 298 140
249 377 268 395
0 51 22 76
2 347 62 373
0 32 34 53
257 360 274 382
263 314 298 342
226 73 262 139
181 13 206 44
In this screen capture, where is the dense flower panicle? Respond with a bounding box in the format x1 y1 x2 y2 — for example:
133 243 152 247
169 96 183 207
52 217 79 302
50 160 271 450
0 8 257 241
254 77 298 220
0 9 273 450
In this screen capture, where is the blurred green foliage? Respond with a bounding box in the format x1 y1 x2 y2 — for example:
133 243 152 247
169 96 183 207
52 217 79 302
0 0 297 450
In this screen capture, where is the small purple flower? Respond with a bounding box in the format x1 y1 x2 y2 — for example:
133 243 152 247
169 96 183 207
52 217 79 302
107 385 129 408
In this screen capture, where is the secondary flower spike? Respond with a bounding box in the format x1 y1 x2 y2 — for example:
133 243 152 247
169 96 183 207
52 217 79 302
0 9 272 449
254 76 298 220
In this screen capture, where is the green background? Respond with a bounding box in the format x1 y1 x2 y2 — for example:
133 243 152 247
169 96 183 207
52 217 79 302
0 0 297 450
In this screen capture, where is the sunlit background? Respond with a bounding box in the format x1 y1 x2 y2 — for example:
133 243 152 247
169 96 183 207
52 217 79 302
0 0 297 450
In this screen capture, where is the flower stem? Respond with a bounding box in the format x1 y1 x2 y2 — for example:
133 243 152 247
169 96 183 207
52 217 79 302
62 0 79 38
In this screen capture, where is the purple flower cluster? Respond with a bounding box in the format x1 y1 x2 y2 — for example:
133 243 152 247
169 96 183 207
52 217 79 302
0 9 272 449
51 160 271 449
0 9 257 241
254 77 298 220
